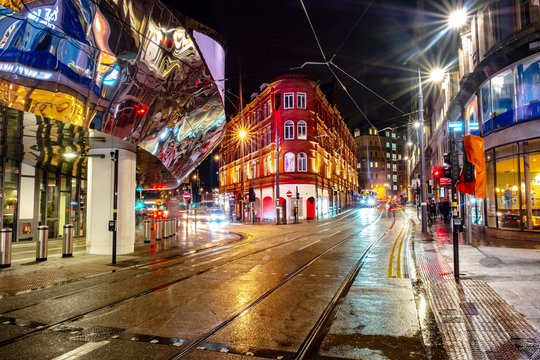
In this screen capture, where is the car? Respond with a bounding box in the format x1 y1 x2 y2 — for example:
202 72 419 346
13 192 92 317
209 209 227 222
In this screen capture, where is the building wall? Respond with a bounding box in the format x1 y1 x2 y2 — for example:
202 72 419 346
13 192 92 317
219 74 358 221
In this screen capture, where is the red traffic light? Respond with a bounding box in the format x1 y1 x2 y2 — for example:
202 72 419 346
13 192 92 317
135 104 147 116
432 165 443 178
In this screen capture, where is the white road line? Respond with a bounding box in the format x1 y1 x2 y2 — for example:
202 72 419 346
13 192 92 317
298 240 320 251
52 341 110 360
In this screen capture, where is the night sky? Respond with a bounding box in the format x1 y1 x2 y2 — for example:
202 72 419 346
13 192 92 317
167 0 462 188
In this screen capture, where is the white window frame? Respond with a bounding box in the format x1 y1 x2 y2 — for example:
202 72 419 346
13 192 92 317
284 152 295 172
284 120 294 140
297 120 307 139
297 92 306 109
298 153 307 172
284 92 294 109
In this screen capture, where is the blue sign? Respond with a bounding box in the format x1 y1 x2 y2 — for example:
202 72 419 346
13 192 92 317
447 121 463 132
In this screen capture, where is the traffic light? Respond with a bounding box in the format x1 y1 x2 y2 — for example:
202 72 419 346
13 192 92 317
463 159 475 183
192 183 199 203
450 151 460 181
443 153 452 178
248 187 255 202
432 166 442 180
134 104 147 116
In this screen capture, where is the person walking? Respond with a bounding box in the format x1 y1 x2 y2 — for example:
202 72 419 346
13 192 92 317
441 198 451 223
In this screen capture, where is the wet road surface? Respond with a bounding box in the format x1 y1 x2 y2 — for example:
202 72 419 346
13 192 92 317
0 208 446 359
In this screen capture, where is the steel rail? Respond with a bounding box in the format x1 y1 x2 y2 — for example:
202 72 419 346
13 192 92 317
295 212 401 359
169 211 388 359
0 208 369 348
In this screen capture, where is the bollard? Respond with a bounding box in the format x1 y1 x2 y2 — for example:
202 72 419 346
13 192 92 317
169 218 174 238
170 218 176 238
62 224 74 257
163 219 169 238
1 228 12 268
155 220 162 241
36 225 48 261
144 220 152 243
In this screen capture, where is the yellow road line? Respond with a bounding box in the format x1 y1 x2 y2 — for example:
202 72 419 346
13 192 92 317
396 223 408 278
387 226 405 278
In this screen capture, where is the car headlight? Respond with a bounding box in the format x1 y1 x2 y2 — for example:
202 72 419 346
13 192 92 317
368 198 375 205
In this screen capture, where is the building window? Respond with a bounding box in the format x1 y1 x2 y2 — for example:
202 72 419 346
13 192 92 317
284 152 295 172
393 164 397 171
393 185 397 190
370 162 373 167
385 131 389 137
357 162 361 169
387 174 391 179
392 143 396 150
284 92 294 109
369 128 373 135
387 163 390 169
263 103 268 118
392 133 396 138
393 174 397 182
375 162 378 167
297 92 306 109
354 129 360 137
284 120 294 139
297 120 307 139
398 154 401 160
267 100 272 116
298 153 307 172
516 56 540 122
386 142 390 148
386 152 390 158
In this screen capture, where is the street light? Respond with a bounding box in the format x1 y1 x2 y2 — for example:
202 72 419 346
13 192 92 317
448 8 467 29
428 68 445 83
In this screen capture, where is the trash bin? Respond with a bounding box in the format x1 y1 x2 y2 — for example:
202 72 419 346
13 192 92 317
155 220 162 241
0 228 12 268
62 224 74 257
144 220 152 243
36 225 48 261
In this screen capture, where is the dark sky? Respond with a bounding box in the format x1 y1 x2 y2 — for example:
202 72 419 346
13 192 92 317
171 0 427 129
167 0 460 188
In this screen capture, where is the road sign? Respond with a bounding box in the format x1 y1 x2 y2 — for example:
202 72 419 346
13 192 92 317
286 190 293 198
183 192 191 200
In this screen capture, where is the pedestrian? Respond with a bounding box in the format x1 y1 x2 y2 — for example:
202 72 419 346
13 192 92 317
441 198 451 223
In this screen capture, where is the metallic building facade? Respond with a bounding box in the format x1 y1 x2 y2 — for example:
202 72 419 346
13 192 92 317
0 0 226 182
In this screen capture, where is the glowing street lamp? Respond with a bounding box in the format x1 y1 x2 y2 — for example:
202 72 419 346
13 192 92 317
238 129 247 139
448 9 467 29
429 68 445 83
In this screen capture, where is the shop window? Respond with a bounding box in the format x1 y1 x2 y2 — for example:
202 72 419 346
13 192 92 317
481 81 492 132
284 121 294 140
495 144 520 229
490 70 515 130
515 56 540 122
284 152 295 172
521 140 540 231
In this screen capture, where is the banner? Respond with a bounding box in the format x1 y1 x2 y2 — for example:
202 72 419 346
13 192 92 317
461 134 486 199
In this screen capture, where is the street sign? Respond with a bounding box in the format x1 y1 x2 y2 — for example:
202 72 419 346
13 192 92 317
286 190 293 198
183 192 191 200
440 177 452 186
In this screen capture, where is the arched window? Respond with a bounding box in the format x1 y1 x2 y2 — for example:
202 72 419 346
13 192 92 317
297 121 307 139
284 152 295 172
298 153 307 172
284 120 294 140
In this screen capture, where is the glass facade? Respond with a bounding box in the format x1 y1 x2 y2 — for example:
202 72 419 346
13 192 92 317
481 54 540 134
484 140 540 231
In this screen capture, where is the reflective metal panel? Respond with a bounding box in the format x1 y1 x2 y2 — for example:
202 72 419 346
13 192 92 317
0 0 225 181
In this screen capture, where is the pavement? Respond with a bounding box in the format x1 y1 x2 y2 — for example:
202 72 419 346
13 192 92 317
1 208 540 359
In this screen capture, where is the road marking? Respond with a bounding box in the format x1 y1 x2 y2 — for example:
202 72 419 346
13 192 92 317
396 223 408 278
298 240 320 251
52 341 110 360
387 226 405 278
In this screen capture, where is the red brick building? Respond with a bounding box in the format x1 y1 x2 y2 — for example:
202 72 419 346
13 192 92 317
219 74 358 222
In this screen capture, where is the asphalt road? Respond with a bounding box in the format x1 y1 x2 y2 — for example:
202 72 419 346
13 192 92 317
0 208 445 359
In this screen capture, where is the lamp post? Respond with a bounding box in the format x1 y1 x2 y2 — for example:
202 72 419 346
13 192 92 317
238 129 247 222
416 69 428 233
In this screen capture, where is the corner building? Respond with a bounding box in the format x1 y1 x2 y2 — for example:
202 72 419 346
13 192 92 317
412 1 540 240
219 74 358 222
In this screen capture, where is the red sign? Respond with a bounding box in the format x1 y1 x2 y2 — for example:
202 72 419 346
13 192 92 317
440 177 452 186
152 183 166 190
183 192 191 200
286 190 293 198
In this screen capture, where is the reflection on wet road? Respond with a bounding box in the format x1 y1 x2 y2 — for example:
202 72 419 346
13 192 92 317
0 208 445 359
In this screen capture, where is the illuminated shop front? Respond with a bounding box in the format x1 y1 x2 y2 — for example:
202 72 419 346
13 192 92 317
475 54 540 233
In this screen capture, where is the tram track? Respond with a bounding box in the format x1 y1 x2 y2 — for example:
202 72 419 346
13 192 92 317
0 208 372 348
168 211 397 359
